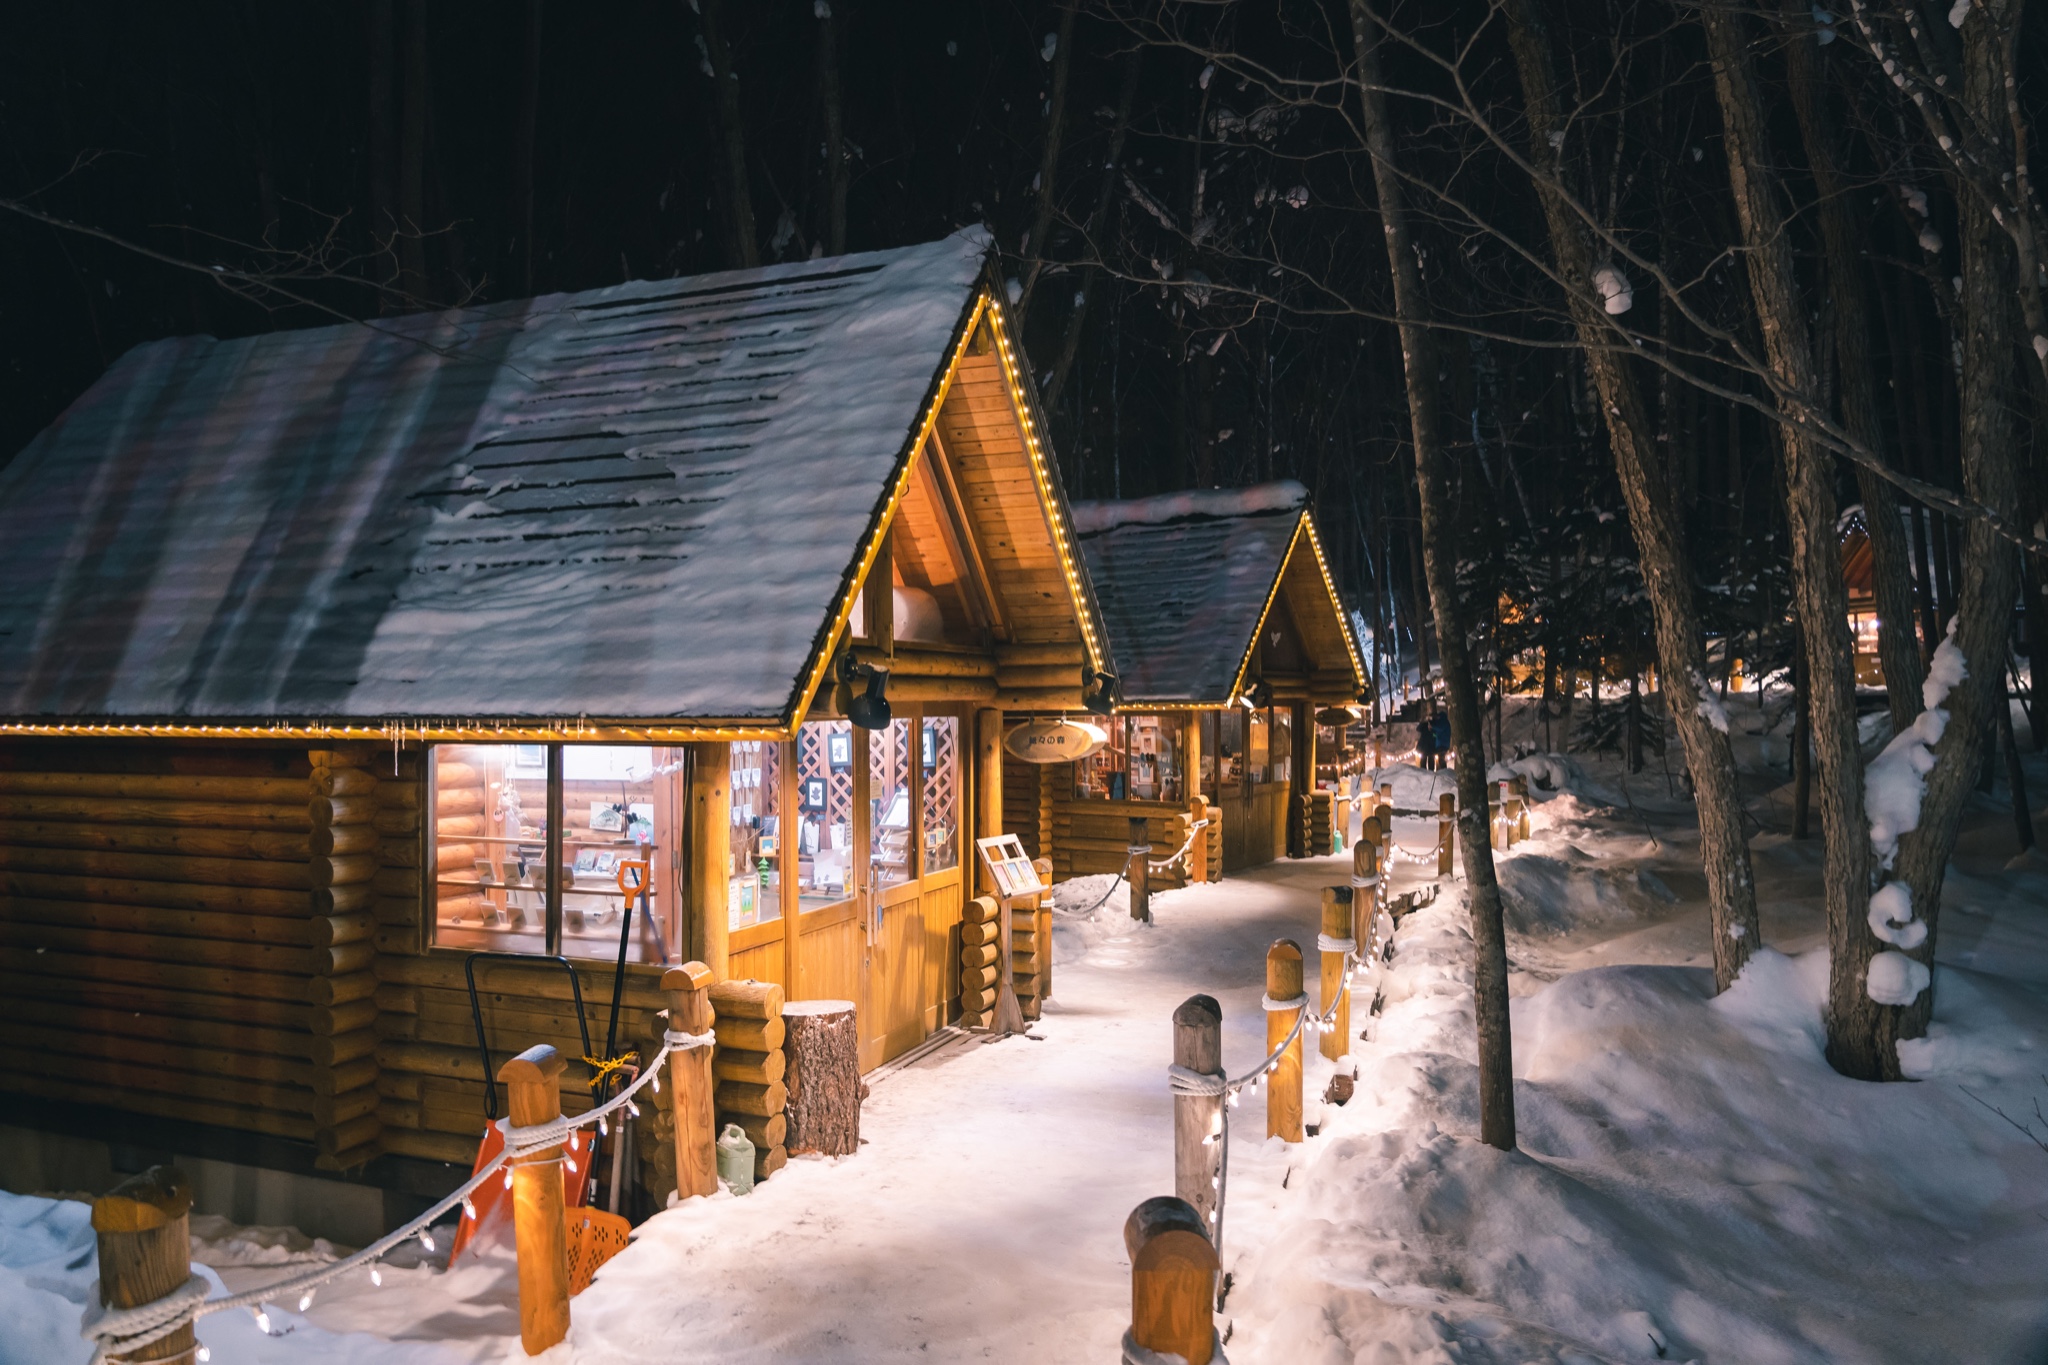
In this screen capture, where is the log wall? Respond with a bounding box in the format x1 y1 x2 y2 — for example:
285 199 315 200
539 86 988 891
1046 794 1193 890
0 741 350 1155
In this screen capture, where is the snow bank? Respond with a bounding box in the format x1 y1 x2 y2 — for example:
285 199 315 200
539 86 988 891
1495 848 1678 937
1225 892 2048 1364
1068 480 1306 534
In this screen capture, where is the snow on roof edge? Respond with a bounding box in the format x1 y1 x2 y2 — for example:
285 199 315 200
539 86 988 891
1070 480 1307 536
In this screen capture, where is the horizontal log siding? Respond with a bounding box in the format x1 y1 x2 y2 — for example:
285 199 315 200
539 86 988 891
0 742 328 1147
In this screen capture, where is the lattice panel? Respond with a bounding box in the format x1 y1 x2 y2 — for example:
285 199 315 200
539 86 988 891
922 717 959 870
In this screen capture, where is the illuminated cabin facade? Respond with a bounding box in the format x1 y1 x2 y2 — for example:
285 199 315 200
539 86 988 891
1042 483 1369 874
0 230 1107 1228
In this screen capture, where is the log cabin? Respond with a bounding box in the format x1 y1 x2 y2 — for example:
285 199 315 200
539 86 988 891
0 229 1110 1236
1048 482 1369 875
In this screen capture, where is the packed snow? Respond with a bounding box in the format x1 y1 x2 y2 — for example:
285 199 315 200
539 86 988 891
6 692 2048 1362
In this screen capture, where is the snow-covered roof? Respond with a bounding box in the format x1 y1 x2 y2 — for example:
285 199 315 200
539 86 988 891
1075 482 1324 704
0 230 997 724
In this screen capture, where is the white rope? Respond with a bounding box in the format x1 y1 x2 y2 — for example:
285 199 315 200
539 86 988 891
1260 992 1309 1012
664 1028 717 1050
1167 1063 1226 1096
1316 934 1355 954
1123 1326 1230 1364
81 1273 211 1360
1350 874 1378 889
84 1036 681 1364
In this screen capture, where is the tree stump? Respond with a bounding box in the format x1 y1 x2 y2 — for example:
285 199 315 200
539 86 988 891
782 1000 863 1156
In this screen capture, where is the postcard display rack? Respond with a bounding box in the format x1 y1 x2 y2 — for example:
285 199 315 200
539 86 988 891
973 835 1042 1036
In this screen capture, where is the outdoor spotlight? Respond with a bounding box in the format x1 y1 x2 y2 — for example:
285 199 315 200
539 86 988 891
1081 667 1120 717
1247 677 1273 709
847 665 891 729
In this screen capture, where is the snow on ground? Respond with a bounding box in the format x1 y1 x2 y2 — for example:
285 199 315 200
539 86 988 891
6 689 2048 1362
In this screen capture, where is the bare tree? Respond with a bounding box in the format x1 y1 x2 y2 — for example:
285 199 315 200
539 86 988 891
695 0 759 270
1352 0 1515 1152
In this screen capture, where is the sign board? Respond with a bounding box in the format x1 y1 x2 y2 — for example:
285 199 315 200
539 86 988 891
1004 717 1108 765
975 834 1045 901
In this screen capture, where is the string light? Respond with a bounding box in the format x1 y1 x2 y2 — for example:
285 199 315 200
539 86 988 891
298 1291 316 1311
253 1309 272 1334
197 1349 211 1362
370 1267 383 1287
419 1230 436 1254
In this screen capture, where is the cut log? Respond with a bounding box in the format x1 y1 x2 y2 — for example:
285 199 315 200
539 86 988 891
710 1015 785 1053
309 823 379 857
782 999 861 1157
712 1047 786 1086
958 943 1000 970
960 985 996 1014
754 1143 787 1180
708 978 785 1021
311 767 379 797
958 963 1000 992
962 895 1000 924
308 796 378 827
725 1111 787 1150
959 920 1001 947
713 1079 788 1117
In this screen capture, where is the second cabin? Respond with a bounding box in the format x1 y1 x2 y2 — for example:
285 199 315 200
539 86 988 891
1042 482 1370 876
0 229 1107 1230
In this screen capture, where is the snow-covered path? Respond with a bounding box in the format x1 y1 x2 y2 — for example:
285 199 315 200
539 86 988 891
559 859 1353 1362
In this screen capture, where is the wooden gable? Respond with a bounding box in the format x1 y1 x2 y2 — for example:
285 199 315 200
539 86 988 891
1243 517 1367 706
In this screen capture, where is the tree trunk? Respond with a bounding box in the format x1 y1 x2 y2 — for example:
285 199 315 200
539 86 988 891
1699 1 1876 1076
1502 0 1761 990
397 0 430 301
1885 0 2025 1049
367 0 396 310
1780 5 1925 731
514 0 543 295
815 0 847 257
1043 51 1143 412
1793 623 1813 839
696 0 758 270
2000 675 2033 851
780 1000 862 1156
1351 0 1514 1152
1016 4 1076 321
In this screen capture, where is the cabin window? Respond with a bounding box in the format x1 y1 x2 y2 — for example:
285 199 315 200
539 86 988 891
1247 708 1271 782
1073 714 1186 802
729 740 782 931
429 744 682 963
922 716 960 874
431 744 550 954
797 719 857 908
1212 710 1243 792
869 718 917 890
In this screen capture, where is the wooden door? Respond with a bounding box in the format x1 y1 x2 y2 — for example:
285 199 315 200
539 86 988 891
860 715 927 1069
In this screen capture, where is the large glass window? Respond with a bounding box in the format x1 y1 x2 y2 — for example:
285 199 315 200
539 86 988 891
1270 707 1293 787
1074 714 1186 802
1213 710 1243 794
869 718 916 891
922 717 960 874
430 744 681 963
432 744 549 954
561 746 676 964
729 740 782 931
796 720 857 909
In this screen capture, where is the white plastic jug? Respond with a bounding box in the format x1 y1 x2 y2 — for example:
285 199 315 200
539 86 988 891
717 1122 755 1196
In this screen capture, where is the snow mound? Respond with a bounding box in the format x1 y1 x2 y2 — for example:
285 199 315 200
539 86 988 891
1495 849 1678 937
1068 479 1306 534
1231 901 2048 1364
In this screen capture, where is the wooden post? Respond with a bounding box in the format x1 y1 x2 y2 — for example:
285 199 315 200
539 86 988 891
1514 775 1531 842
686 743 733 978
1319 887 1353 1061
1437 792 1455 876
1181 714 1204 829
1490 780 1508 851
1291 700 1315 858
1127 815 1152 922
1265 939 1304 1142
1186 794 1209 885
975 708 1003 898
1172 994 1223 1235
662 961 717 1201
1377 781 1394 831
92 1165 194 1364
497 1044 571 1355
1033 856 1055 1005
1124 1196 1218 1365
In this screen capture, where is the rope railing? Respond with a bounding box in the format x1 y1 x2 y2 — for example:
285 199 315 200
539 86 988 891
1164 912 1387 1261
83 1028 711 1365
1148 817 1211 873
